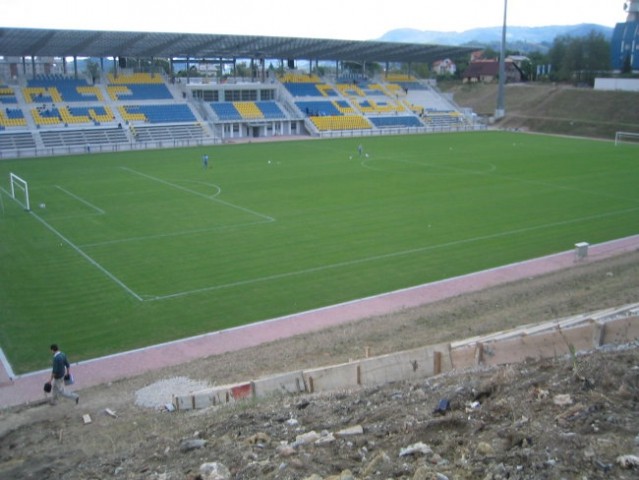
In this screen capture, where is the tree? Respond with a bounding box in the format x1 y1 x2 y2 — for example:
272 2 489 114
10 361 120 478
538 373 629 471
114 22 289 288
548 31 610 85
84 60 100 84
409 63 430 79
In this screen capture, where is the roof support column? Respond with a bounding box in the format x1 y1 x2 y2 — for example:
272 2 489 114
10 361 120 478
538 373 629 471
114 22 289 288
31 56 36 79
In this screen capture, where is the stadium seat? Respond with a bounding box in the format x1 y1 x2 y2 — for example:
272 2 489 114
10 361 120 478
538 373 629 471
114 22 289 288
0 86 18 104
369 116 423 128
31 107 62 126
119 104 196 123
211 102 242 121
255 101 285 119
0 108 27 127
234 102 263 119
296 101 342 117
309 115 371 131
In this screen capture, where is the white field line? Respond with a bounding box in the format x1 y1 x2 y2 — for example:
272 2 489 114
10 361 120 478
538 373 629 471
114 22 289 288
120 167 275 222
0 347 16 380
80 219 273 248
9 235 639 382
147 205 639 301
55 185 106 214
28 210 143 301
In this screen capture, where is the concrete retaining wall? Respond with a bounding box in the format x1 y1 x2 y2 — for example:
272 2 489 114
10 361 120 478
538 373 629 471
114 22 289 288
173 303 639 411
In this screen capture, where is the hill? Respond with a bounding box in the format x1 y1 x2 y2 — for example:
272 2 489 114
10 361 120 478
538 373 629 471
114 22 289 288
379 24 613 53
443 82 639 139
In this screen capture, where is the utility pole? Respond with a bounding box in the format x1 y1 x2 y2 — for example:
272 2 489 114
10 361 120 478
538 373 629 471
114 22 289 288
495 0 508 119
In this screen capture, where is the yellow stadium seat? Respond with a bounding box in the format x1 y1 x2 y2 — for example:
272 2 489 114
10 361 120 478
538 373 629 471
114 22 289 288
234 102 263 119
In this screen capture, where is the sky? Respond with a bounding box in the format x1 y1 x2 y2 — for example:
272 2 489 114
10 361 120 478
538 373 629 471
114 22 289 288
1 0 629 40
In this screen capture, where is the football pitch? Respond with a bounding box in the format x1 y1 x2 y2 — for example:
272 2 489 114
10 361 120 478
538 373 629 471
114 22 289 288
1 131 638 374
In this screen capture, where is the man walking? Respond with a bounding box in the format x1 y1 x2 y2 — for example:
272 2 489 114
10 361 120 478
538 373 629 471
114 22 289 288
49 344 79 405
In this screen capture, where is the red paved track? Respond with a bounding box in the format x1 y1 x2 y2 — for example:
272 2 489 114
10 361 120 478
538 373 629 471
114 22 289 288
1 235 638 409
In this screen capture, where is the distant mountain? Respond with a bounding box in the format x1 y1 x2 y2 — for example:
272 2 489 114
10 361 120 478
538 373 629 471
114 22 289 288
379 24 614 53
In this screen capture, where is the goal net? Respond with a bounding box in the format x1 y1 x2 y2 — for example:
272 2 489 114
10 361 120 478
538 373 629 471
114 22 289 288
614 131 639 146
9 173 30 211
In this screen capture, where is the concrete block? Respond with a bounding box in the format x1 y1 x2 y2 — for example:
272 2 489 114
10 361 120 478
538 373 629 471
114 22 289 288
480 323 595 366
175 394 194 411
253 371 306 398
230 383 253 400
193 388 222 409
358 345 451 386
303 362 359 393
175 385 235 411
602 315 639 344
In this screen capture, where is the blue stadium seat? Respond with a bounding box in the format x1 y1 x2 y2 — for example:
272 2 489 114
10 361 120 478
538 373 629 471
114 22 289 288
122 104 196 123
211 103 242 121
256 101 285 119
369 116 423 128
284 83 323 97
296 101 341 116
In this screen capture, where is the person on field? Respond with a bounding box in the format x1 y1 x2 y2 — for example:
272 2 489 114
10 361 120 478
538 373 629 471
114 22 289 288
49 344 79 405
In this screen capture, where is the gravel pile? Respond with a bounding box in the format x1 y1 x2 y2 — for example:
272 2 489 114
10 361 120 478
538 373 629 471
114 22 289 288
134 376 210 409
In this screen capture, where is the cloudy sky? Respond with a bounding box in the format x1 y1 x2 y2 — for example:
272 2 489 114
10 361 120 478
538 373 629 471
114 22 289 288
1 0 628 40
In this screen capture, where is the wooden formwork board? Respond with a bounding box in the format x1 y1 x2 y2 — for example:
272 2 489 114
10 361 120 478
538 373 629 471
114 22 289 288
303 362 359 394
358 344 451 386
253 371 306 398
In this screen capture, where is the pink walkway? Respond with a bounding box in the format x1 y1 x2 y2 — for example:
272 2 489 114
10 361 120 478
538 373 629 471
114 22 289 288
1 235 638 409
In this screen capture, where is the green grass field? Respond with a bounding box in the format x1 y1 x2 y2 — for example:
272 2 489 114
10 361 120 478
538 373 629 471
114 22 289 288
1 131 638 374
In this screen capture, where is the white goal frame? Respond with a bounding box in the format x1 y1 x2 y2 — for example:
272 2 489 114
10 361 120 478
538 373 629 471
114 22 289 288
614 131 639 146
9 172 30 211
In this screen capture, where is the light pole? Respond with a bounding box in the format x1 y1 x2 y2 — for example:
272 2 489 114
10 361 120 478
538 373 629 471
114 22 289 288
495 0 508 119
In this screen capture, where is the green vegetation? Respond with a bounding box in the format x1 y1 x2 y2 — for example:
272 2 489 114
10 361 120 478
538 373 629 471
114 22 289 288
1 131 637 373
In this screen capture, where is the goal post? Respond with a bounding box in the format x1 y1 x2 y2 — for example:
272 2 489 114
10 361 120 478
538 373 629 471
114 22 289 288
9 172 30 211
614 131 639 146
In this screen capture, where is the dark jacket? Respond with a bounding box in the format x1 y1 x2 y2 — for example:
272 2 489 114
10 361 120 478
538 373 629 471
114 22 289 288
52 352 70 379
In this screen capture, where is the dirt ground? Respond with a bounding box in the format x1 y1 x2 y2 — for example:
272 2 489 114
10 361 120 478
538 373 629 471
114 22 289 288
1 249 638 480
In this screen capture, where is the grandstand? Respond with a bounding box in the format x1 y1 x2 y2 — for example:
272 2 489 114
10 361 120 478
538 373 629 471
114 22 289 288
0 27 479 157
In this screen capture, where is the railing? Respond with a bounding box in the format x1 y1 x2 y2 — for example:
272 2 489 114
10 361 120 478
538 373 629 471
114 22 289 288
0 136 221 160
316 123 486 139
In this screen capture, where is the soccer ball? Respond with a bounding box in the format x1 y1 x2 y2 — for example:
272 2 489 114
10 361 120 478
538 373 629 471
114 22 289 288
365 153 369 158
39 203 46 209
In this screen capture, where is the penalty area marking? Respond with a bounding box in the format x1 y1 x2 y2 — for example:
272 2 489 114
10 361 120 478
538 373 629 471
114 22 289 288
120 167 275 222
28 210 143 301
55 185 106 214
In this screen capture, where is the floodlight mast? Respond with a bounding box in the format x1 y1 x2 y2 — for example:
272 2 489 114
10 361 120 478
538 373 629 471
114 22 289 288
625 1 639 21
495 0 508 119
